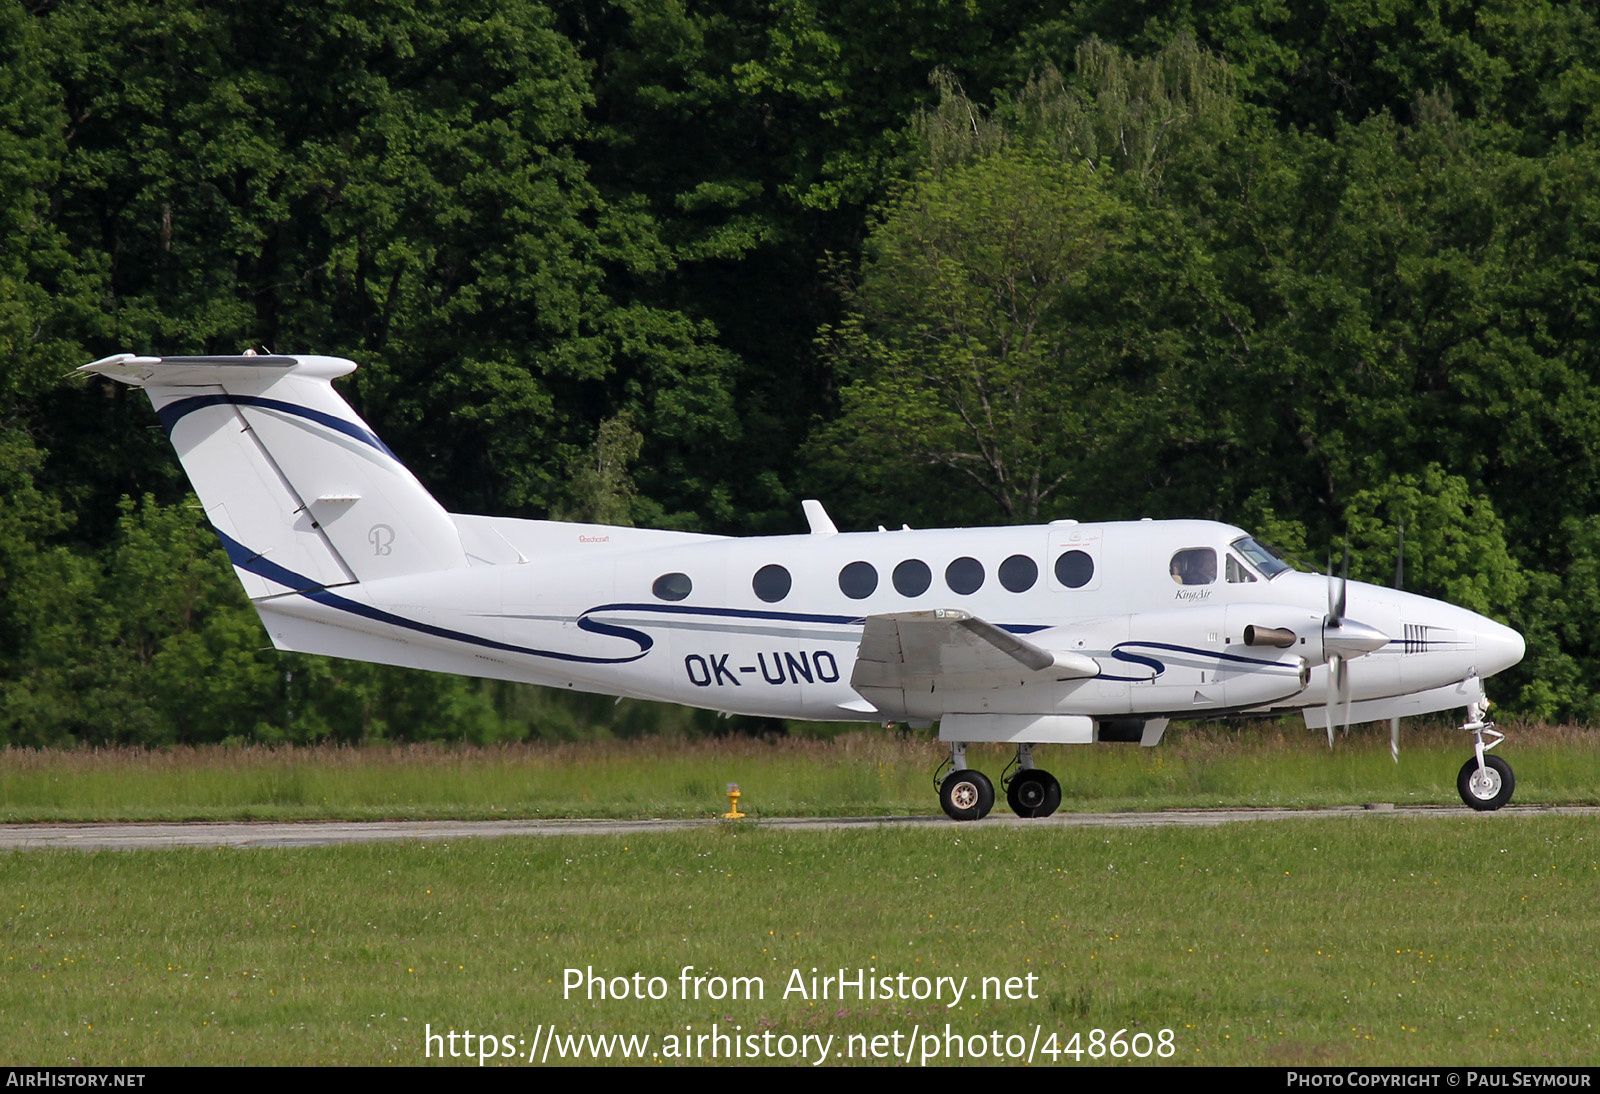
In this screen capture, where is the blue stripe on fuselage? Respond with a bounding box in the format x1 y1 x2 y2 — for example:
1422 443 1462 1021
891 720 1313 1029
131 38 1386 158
212 529 652 665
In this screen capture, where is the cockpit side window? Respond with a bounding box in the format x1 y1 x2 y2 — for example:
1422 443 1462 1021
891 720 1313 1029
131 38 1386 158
1231 536 1291 579
1226 554 1257 583
1169 547 1217 586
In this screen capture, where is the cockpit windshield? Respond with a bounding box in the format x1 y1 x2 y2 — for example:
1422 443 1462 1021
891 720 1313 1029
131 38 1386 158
1231 536 1292 579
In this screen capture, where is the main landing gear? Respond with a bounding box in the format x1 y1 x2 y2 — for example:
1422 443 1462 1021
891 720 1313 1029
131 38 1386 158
1457 697 1514 811
939 766 994 821
935 742 1061 821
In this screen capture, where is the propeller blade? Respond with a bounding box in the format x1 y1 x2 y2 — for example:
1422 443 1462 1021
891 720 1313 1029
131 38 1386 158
1337 542 1349 621
1337 654 1352 738
1326 546 1350 624
1321 539 1383 748
1327 553 1337 623
1327 653 1346 747
1388 524 1401 754
1394 520 1405 591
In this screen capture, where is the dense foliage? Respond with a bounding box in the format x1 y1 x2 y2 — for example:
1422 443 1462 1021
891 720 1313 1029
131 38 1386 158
3 0 1599 742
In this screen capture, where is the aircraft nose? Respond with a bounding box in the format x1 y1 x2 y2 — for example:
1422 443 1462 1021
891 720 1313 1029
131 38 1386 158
1475 616 1526 676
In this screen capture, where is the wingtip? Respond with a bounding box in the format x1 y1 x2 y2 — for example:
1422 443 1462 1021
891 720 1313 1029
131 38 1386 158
76 354 162 384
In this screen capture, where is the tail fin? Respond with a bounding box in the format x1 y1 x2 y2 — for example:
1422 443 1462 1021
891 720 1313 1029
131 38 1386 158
80 353 467 597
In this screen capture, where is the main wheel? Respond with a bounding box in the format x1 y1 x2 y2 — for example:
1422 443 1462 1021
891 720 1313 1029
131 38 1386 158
1457 755 1515 811
1006 770 1062 818
939 769 995 821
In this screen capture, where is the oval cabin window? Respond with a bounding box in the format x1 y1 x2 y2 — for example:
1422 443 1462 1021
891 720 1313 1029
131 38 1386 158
999 554 1038 592
1054 550 1094 589
752 564 792 603
945 556 984 595
653 572 692 601
838 561 878 599
893 559 932 597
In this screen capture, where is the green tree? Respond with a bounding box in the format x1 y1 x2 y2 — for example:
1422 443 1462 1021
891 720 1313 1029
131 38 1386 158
814 149 1132 523
554 412 645 526
1343 465 1525 621
917 35 1237 194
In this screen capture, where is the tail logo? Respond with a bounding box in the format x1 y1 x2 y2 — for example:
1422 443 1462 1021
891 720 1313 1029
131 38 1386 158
369 524 395 556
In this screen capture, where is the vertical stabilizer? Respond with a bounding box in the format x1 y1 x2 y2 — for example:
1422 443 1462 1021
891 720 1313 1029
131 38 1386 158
79 353 467 596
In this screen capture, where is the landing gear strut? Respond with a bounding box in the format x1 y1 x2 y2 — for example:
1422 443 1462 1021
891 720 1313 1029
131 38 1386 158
1457 695 1514 811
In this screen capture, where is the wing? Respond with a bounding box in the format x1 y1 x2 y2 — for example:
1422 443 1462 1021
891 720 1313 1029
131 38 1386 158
850 609 1099 715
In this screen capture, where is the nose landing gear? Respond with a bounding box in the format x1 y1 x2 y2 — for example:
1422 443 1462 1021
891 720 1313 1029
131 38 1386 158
1457 695 1513 811
1458 754 1514 811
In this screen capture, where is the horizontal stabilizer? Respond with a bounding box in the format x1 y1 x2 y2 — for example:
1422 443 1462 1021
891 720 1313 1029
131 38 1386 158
80 353 300 386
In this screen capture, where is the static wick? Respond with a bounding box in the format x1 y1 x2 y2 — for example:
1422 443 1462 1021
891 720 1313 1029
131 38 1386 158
723 782 745 820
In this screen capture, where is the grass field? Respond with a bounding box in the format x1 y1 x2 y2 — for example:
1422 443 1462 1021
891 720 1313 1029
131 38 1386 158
4 814 1596 1066
4 725 1597 1067
2 720 1596 822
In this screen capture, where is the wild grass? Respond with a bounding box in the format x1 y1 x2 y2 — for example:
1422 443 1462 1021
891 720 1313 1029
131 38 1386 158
1 719 1595 822
4 815 1595 1066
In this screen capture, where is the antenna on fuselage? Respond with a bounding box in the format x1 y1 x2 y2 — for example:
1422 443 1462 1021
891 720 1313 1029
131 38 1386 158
802 499 838 536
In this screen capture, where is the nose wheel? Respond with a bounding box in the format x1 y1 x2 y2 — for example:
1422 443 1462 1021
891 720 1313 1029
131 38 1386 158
1456 695 1513 811
1458 755 1514 811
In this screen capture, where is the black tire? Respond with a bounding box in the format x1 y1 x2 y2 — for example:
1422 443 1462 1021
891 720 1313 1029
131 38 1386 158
1006 770 1063 818
939 769 995 821
1457 755 1515 811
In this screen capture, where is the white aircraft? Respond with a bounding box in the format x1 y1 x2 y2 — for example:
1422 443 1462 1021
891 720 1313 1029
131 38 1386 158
80 352 1527 819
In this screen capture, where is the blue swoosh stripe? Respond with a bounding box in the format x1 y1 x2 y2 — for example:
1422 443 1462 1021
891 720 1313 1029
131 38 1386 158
1118 640 1314 669
584 601 866 628
213 534 1053 668
213 530 652 665
1098 641 1308 683
158 394 397 459
582 601 1048 635
215 528 324 592
1102 647 1165 681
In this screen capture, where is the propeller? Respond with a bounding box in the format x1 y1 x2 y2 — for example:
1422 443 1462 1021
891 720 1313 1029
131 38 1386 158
1394 519 1405 590
1325 549 1349 747
1322 542 1389 747
1390 520 1405 762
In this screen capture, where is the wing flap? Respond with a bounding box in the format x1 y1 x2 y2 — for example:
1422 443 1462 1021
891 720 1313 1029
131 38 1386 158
850 610 1099 696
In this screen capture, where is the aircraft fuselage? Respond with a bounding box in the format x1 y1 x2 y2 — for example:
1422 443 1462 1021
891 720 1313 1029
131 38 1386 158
253 515 1523 726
